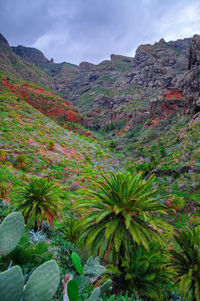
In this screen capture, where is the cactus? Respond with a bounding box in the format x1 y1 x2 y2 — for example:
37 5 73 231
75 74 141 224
67 279 80 301
0 213 60 301
23 260 60 301
87 287 101 301
87 280 112 301
0 266 24 301
0 261 60 301
99 280 112 296
71 252 83 275
0 212 24 257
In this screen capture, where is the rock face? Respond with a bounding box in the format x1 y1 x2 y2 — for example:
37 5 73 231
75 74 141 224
12 45 49 65
2 32 200 133
0 33 9 46
0 34 55 90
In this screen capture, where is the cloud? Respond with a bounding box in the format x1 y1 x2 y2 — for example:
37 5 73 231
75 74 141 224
0 0 200 64
154 1 200 41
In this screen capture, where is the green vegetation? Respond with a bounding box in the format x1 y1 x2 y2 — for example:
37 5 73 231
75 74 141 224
1 38 200 301
75 172 171 263
13 177 63 229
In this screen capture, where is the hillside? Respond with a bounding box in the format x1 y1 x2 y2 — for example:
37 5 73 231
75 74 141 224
0 77 116 193
1 32 200 208
1 31 200 301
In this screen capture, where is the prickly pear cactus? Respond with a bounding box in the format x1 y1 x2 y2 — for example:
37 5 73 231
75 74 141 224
71 252 83 275
0 212 24 257
67 279 80 301
0 265 24 301
23 260 60 301
87 280 112 301
87 287 101 301
99 280 112 296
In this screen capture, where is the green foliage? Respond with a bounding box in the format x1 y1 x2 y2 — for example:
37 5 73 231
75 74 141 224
23 260 60 301
0 211 59 301
2 233 53 274
58 214 79 243
0 212 24 257
111 243 173 300
0 260 60 301
83 256 106 277
67 279 80 301
102 293 140 301
170 226 200 300
13 177 63 229
0 182 10 200
72 252 83 275
169 195 185 211
75 172 172 264
0 149 7 162
14 154 28 171
0 265 24 301
47 140 55 151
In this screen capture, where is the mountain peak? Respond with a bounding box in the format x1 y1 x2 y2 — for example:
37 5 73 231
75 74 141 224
0 33 9 46
12 45 49 65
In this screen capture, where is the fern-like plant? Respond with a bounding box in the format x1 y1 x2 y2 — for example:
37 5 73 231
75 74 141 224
13 177 63 229
170 226 200 300
74 172 172 265
114 243 173 300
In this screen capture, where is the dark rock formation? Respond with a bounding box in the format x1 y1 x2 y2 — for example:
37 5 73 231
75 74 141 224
12 45 49 65
2 32 200 132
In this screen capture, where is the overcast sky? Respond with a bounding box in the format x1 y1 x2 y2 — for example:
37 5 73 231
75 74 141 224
0 0 200 64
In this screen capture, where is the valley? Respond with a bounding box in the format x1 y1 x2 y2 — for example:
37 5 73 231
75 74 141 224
0 32 200 300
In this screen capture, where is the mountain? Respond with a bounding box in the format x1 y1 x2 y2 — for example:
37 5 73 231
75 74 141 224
0 33 115 192
11 35 200 131
1 32 200 205
0 62 116 194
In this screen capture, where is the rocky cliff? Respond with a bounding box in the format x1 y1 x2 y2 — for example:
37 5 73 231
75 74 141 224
2 33 200 134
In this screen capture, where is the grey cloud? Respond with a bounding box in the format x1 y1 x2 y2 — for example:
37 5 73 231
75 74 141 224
0 0 200 64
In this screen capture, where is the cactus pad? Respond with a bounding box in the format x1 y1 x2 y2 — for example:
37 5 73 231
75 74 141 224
23 260 60 301
0 265 24 301
87 287 101 301
67 279 80 301
71 252 83 275
0 212 24 257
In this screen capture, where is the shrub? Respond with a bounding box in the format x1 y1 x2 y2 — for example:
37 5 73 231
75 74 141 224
0 150 7 162
13 177 63 229
14 155 28 171
167 196 185 211
0 182 10 201
47 141 55 151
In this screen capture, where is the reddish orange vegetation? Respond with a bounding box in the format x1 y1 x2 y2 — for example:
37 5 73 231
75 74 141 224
0 78 83 125
116 124 132 136
0 152 7 162
65 110 82 123
84 131 96 139
165 90 183 100
144 116 164 129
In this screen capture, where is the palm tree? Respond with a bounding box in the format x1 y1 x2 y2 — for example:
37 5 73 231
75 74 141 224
113 243 173 300
170 226 200 301
13 177 63 230
74 172 172 264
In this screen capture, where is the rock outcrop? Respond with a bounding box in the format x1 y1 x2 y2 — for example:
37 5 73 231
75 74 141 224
12 45 49 65
3 32 200 133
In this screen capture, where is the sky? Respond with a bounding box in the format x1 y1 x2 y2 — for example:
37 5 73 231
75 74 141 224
0 0 200 64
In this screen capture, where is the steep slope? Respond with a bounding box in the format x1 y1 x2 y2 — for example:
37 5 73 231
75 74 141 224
0 79 116 193
0 33 55 89
12 35 199 131
0 77 83 126
1 32 200 222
